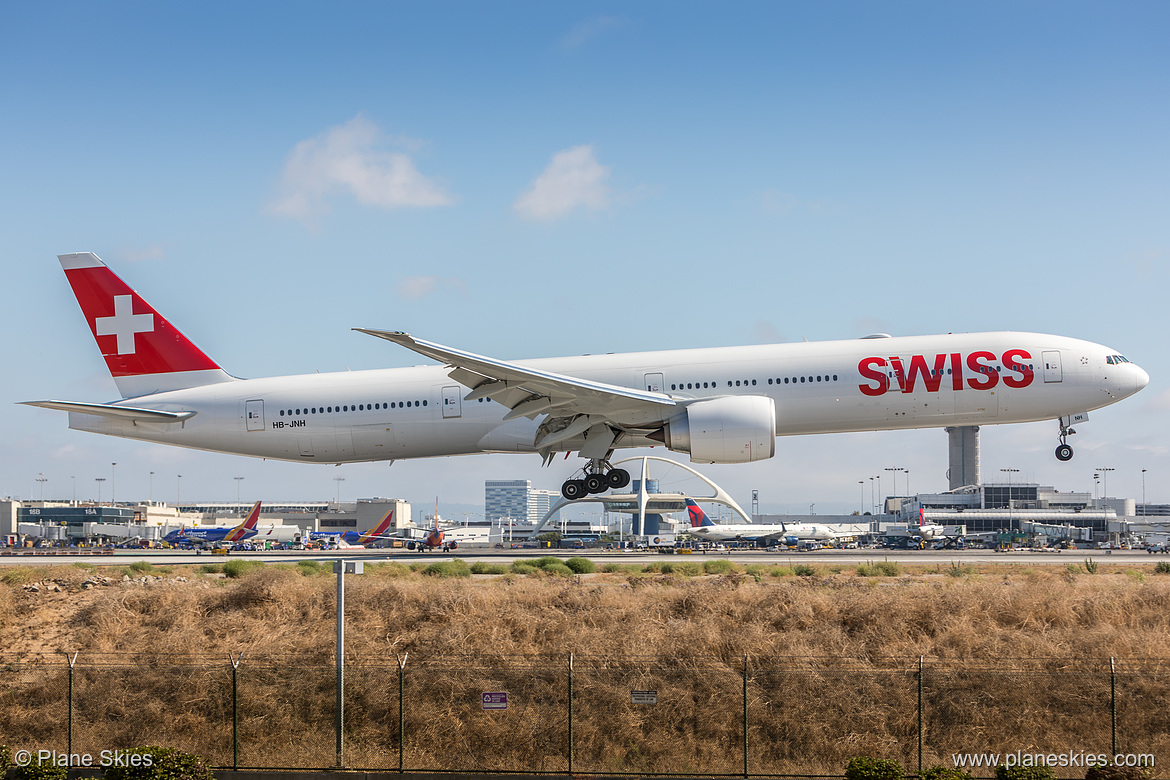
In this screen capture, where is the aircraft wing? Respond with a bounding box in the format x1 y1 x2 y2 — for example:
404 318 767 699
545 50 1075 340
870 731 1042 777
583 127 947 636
20 400 197 423
355 329 678 456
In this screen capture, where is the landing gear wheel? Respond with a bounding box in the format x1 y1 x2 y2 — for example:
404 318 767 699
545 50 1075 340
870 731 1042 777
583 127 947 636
1055 443 1074 462
585 474 608 494
607 468 631 490
561 479 586 501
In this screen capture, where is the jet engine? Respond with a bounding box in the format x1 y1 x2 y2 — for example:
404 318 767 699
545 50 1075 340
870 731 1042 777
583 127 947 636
650 396 776 464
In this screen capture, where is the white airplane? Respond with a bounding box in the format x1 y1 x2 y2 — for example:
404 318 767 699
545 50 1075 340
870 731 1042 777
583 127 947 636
684 499 863 544
23 253 1149 501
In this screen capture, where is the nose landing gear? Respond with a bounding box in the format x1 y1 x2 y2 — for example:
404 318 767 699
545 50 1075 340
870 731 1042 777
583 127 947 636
1055 420 1076 462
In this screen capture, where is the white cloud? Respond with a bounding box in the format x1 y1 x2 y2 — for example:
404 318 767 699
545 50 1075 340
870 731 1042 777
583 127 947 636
267 115 451 224
513 145 611 221
397 276 436 300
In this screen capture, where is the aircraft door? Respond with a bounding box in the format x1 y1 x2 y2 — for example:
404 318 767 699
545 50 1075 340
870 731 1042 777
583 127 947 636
245 400 265 431
645 373 664 393
442 386 462 418
1042 351 1063 383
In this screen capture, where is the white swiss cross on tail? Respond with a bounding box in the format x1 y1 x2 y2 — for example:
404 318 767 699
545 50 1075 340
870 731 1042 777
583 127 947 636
57 252 232 398
95 295 154 355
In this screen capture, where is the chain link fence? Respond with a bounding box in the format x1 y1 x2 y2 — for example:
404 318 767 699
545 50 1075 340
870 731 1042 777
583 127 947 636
2 655 1166 777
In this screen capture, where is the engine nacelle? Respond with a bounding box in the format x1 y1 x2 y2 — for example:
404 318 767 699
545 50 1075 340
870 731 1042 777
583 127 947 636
652 396 776 464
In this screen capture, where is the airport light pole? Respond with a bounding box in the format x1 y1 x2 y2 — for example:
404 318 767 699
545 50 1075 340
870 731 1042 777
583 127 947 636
177 474 182 508
859 481 865 515
95 477 105 504
36 474 47 501
71 476 76 502
869 477 876 515
1142 469 1148 516
111 462 117 504
905 470 911 497
149 471 154 503
234 476 245 511
1097 467 1115 500
334 476 345 510
886 467 905 497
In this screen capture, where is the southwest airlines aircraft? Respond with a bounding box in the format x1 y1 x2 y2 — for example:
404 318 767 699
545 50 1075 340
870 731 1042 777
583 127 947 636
24 253 1149 501
163 500 262 545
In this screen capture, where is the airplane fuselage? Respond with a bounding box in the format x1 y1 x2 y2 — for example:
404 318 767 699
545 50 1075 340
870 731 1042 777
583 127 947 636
68 331 1147 465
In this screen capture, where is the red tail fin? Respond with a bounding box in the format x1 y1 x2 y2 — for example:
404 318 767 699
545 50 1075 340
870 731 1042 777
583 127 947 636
59 253 234 397
225 501 262 542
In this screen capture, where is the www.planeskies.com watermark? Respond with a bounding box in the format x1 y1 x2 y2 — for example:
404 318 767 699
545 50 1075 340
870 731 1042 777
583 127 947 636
953 751 1155 769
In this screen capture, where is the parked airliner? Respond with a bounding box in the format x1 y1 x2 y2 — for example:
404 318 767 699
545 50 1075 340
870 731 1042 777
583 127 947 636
163 501 262 545
24 253 1149 501
685 499 864 544
307 509 398 548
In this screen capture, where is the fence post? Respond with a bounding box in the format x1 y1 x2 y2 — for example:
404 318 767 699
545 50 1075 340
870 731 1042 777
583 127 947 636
568 653 574 776
397 653 408 773
743 654 749 779
65 652 78 759
1110 657 1117 756
229 652 243 770
917 656 924 777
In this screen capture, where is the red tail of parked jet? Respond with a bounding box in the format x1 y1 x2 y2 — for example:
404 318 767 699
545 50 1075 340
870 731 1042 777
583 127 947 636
224 501 263 542
356 510 396 545
685 498 716 528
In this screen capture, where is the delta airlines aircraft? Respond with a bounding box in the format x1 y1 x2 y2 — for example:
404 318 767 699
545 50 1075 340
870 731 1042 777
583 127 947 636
685 499 863 544
23 253 1149 501
163 500 262 545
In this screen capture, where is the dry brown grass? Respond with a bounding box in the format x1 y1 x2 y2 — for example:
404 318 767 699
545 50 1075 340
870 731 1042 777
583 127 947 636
2 562 1169 775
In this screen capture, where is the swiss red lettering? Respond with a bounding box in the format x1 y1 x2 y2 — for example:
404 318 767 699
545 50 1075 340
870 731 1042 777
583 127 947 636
858 357 889 397
965 351 998 390
902 353 947 393
950 353 964 391
857 348 1035 396
1001 348 1034 389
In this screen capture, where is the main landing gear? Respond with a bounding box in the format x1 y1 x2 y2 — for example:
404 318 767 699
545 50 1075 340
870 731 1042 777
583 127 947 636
1056 420 1076 462
561 460 632 501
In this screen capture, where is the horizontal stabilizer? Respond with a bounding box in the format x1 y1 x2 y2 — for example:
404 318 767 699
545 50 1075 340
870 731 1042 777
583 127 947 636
20 400 197 423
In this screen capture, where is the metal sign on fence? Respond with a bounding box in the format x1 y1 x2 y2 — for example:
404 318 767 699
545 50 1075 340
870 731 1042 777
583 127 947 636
631 690 658 704
482 691 508 710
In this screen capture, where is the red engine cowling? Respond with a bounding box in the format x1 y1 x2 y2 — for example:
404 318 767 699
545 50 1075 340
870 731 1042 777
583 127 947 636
652 396 776 464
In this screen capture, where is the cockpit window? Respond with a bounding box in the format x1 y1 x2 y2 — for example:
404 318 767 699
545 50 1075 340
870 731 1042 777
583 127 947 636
1107 355 1115 365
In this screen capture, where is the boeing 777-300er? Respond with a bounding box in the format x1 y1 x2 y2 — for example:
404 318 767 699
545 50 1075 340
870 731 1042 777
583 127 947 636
23 253 1149 501
163 500 262 546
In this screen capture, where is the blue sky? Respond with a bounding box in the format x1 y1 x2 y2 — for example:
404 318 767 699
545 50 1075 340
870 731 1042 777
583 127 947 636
2 2 1167 518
